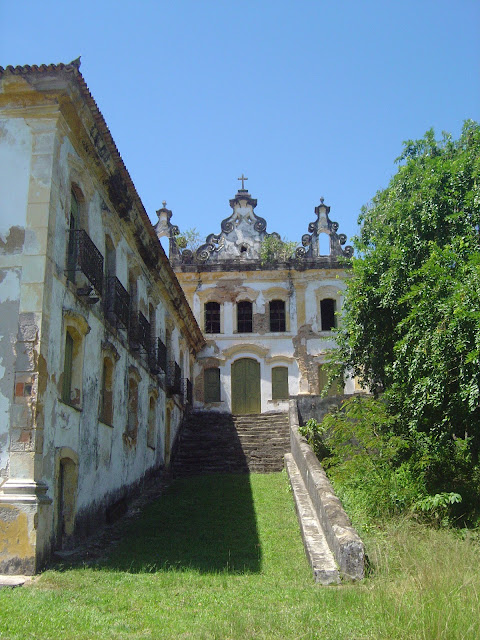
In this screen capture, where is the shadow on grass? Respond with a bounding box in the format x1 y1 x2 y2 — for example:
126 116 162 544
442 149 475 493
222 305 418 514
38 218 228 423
103 473 262 574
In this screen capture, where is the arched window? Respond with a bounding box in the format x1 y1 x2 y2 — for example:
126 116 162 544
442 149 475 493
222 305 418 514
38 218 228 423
126 374 139 440
237 300 253 333
99 357 114 425
272 366 289 399
66 188 82 284
61 324 86 407
269 300 286 332
147 395 156 449
61 311 89 407
205 301 220 333
320 298 336 331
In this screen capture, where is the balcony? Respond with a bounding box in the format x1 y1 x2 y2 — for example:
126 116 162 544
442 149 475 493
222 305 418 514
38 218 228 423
167 361 182 395
66 229 104 294
130 311 151 355
182 378 193 405
156 338 167 374
106 276 130 330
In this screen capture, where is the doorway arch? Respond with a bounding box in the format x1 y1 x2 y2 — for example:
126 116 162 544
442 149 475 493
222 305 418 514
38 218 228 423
231 358 261 415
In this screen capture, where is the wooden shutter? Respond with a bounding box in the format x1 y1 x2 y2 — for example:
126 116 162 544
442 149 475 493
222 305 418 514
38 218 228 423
272 366 289 399
318 364 342 396
204 367 221 403
62 332 74 403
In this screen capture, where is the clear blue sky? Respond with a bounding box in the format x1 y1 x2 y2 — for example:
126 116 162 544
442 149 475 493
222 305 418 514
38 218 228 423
1 1 478 247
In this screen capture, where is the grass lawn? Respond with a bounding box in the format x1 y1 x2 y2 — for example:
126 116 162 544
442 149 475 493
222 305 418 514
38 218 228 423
0 472 479 639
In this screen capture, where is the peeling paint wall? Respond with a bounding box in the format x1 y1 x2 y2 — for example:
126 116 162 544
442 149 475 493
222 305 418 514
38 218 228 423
175 193 352 414
0 69 200 573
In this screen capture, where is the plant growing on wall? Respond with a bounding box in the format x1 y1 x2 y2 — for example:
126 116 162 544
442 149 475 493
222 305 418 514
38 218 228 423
175 228 203 252
260 234 297 264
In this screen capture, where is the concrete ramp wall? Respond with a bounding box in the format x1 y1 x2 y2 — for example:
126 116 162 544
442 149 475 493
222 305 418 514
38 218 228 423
286 399 365 582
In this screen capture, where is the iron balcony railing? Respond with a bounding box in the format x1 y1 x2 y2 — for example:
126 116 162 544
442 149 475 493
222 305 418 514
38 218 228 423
106 276 130 330
67 229 104 294
130 311 151 354
182 378 193 405
167 361 182 395
156 338 167 374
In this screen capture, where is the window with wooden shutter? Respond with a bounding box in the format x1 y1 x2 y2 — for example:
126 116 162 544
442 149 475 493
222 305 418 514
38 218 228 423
272 366 289 400
67 190 79 283
62 331 74 403
204 367 221 403
318 364 342 396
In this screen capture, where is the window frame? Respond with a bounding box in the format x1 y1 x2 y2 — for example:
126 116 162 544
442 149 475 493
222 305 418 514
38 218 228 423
205 301 221 334
269 299 286 332
204 367 221 403
272 366 289 400
237 300 253 333
320 298 336 331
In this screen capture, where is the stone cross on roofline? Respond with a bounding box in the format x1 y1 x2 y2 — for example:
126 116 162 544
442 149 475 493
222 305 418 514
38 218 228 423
238 174 248 190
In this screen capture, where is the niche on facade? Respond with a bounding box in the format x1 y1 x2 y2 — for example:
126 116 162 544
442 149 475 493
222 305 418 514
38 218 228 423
55 447 79 550
60 311 90 408
124 366 141 446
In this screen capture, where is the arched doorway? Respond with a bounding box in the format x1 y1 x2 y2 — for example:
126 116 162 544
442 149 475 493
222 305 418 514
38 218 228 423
56 456 78 550
165 407 171 466
231 358 261 415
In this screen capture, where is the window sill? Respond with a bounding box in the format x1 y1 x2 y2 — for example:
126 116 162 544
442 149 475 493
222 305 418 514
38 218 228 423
59 398 82 412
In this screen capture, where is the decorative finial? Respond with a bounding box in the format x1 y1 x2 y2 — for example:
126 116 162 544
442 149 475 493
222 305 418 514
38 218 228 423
320 196 324 204
162 200 167 208
238 174 248 190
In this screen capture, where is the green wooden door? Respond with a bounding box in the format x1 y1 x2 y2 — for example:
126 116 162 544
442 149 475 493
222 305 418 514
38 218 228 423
231 358 261 415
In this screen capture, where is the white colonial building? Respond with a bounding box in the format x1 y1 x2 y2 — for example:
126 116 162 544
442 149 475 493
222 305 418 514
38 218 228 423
0 60 204 574
158 183 355 415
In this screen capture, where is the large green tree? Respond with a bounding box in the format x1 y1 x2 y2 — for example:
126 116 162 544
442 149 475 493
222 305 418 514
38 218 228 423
333 121 480 504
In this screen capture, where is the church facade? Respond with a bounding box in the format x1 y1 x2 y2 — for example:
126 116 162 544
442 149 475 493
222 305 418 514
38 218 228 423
157 182 355 415
0 60 354 575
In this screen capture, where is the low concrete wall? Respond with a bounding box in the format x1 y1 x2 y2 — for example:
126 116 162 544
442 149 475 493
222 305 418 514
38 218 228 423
289 400 364 580
296 394 348 426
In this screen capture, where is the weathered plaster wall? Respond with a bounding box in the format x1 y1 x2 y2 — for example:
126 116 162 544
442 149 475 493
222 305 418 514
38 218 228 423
0 73 201 572
181 266 349 414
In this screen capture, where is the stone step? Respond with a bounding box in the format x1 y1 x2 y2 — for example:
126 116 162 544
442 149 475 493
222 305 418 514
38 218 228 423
284 453 340 585
172 412 291 477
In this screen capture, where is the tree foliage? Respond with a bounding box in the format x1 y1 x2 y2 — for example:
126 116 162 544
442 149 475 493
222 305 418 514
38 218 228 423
328 121 480 522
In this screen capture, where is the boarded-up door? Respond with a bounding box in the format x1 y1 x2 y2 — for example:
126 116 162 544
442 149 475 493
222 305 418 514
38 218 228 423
231 358 261 415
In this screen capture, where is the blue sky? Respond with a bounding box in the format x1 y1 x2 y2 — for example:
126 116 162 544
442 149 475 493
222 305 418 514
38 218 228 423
1 1 478 248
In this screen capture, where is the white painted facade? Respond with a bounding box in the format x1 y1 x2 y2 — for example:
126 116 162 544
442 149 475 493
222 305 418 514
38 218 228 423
0 62 203 574
166 189 355 415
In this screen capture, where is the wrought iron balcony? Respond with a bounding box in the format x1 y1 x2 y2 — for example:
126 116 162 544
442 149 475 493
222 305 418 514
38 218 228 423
157 338 167 373
130 311 151 354
167 360 182 395
182 378 193 405
106 276 130 330
66 229 104 294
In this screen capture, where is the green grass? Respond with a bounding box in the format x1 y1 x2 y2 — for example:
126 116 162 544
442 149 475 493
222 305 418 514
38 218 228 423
0 472 479 639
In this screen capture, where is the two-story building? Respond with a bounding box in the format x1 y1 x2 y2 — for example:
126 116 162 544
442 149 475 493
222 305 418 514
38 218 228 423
0 60 204 574
159 182 355 415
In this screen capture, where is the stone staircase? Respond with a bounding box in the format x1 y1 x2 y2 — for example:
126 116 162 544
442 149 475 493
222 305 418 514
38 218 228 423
171 412 290 477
